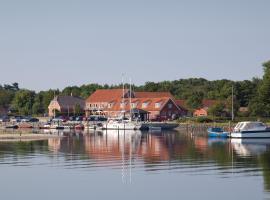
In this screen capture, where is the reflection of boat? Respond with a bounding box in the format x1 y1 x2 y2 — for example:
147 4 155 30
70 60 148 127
141 122 179 130
230 121 270 138
207 127 229 138
231 138 270 156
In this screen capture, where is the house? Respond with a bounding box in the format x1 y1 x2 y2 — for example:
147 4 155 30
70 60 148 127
48 96 85 117
85 89 186 121
175 99 219 117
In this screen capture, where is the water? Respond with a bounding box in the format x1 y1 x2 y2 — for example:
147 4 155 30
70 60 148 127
0 129 270 200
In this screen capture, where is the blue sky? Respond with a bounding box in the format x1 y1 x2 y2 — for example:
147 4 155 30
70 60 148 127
0 0 269 91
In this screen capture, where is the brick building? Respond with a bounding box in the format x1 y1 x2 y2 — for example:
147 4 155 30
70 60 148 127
48 96 85 117
85 89 186 121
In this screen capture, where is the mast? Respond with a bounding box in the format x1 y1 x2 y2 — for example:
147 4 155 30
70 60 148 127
129 78 132 121
122 74 125 117
231 84 234 121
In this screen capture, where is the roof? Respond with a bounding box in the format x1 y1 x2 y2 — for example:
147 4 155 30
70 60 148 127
135 92 173 98
105 97 180 112
86 89 128 103
86 89 174 103
51 96 85 109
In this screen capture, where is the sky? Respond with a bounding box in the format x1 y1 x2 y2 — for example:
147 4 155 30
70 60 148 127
0 0 269 91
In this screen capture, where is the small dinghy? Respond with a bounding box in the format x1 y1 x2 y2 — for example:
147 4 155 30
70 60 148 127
5 125 19 129
207 127 229 138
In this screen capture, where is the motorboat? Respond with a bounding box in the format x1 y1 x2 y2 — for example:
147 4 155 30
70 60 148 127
207 127 229 138
230 121 270 138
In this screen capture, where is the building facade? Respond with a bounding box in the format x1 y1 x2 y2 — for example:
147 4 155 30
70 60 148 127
48 96 85 117
85 89 186 121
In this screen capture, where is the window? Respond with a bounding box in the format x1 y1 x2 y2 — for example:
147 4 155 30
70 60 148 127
142 102 149 108
131 103 137 108
155 103 161 108
168 103 173 109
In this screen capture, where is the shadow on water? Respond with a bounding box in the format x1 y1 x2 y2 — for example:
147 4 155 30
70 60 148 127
0 129 270 192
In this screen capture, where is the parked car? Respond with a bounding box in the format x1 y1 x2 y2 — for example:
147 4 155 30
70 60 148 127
10 116 23 123
29 118 39 122
0 116 10 122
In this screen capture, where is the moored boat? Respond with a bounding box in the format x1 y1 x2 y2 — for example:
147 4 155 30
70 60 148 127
103 118 142 130
207 127 229 138
230 121 270 138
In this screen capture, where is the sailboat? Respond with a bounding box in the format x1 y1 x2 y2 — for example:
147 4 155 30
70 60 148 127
103 77 142 130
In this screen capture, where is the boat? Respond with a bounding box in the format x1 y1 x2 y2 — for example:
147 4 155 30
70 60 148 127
102 77 142 131
104 118 142 130
18 123 33 129
49 124 65 130
5 125 19 129
75 124 84 130
140 122 179 130
207 127 229 138
230 121 270 138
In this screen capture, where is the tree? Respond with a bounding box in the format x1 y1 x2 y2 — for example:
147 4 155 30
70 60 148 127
208 102 226 117
12 90 36 115
186 91 203 110
249 61 270 117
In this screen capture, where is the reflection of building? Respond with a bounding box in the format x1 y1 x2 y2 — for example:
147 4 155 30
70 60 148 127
48 138 61 152
85 89 186 120
48 95 85 117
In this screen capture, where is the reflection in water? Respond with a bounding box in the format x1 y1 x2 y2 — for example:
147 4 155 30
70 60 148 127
0 130 270 196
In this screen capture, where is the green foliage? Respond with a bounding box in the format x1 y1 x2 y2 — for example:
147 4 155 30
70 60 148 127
249 61 270 117
196 117 213 123
12 90 35 115
186 91 203 110
208 102 226 117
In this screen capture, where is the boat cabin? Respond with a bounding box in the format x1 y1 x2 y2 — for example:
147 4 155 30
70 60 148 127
233 122 267 132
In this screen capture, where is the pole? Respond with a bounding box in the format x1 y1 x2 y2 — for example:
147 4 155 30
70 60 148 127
129 78 132 121
232 85 234 121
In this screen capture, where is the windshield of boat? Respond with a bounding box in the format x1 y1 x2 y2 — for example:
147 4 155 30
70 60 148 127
241 122 266 131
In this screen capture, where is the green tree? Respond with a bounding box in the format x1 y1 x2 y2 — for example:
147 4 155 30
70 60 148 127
12 90 36 115
249 61 270 117
208 102 226 117
186 91 203 110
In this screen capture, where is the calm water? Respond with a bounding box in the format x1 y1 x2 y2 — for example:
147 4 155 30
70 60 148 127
0 129 270 200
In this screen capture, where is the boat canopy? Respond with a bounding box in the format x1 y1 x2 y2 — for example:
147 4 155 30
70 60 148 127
234 121 266 132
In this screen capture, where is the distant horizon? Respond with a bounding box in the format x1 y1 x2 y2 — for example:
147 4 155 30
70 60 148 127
0 0 269 91
1 74 263 92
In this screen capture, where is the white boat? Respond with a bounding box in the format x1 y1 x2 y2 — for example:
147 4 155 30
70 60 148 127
230 121 270 138
103 119 142 130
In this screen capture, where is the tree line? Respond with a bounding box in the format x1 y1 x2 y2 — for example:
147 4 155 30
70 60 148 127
0 61 269 117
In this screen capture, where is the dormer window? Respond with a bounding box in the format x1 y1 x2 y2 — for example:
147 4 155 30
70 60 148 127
142 102 149 108
155 102 161 108
131 103 137 108
120 102 127 109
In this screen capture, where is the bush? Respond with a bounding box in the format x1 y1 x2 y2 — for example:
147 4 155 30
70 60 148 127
196 117 213 123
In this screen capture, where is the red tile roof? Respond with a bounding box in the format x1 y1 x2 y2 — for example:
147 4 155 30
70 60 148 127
105 97 173 112
86 89 128 103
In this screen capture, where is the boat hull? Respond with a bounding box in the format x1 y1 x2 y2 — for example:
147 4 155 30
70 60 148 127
103 122 141 130
208 132 229 138
230 130 270 138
